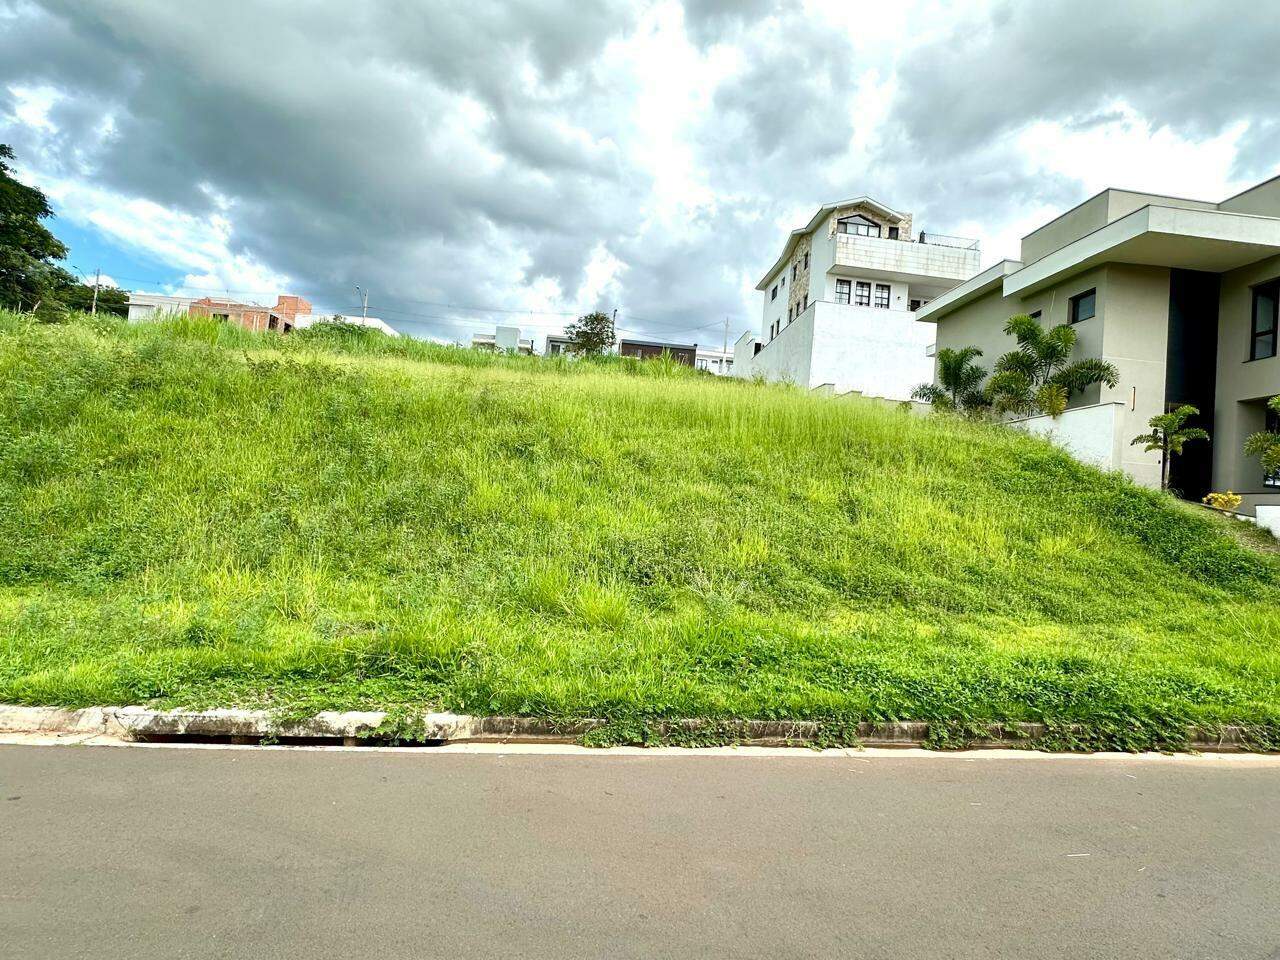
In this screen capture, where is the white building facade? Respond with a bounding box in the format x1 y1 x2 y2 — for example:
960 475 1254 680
734 198 980 401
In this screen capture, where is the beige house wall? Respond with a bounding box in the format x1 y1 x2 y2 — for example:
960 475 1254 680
1215 253 1280 508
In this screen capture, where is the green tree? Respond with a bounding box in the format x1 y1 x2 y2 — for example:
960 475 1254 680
60 281 129 317
565 311 615 355
911 346 987 412
1131 404 1209 491
0 144 73 312
987 313 1119 417
1244 395 1280 477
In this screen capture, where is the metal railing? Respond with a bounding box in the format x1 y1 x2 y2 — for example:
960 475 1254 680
916 232 980 251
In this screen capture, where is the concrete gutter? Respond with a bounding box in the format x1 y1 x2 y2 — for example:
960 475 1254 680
0 705 1266 752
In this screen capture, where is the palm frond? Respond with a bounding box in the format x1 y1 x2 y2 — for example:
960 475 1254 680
1051 358 1119 394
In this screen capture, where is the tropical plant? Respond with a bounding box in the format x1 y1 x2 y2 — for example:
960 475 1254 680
1131 404 1209 491
1203 491 1243 512
1244 395 1280 477
564 311 615 355
987 313 1119 417
911 346 987 413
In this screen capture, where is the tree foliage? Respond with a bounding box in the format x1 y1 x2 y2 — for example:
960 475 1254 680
565 310 615 355
1132 404 1210 491
1244 395 1280 474
988 313 1119 417
0 144 127 317
912 346 987 412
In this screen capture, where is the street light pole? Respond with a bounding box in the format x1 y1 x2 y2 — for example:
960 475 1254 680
354 285 369 324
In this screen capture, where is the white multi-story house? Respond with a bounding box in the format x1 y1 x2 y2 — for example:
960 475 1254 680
734 198 980 401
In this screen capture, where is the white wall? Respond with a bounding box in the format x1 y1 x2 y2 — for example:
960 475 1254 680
127 294 194 321
1257 505 1280 538
736 301 934 401
743 303 816 386
1009 402 1131 477
807 302 933 400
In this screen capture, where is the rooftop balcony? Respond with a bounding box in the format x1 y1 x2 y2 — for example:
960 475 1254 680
831 232 980 285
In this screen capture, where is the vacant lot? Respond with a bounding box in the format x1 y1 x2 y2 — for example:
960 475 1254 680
2 312 1278 748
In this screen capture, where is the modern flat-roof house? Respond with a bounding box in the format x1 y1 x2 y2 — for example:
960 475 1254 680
472 325 534 354
696 346 734 376
619 338 696 366
127 293 196 320
733 198 980 400
918 175 1280 523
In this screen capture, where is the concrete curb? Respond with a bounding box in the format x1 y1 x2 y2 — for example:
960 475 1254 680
0 705 1266 751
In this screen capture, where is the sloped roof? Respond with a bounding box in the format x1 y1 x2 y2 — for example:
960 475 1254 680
755 197 908 290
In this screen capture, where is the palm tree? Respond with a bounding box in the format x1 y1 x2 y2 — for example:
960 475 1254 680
1131 405 1210 491
912 346 987 413
1244 395 1280 477
987 314 1119 417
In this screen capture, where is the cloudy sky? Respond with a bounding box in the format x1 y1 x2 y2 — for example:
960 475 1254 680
2 0 1277 346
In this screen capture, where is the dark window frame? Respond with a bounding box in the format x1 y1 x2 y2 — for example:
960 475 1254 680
854 281 871 307
771 285 778 301
1069 288 1096 324
1250 280 1278 361
837 215 882 238
835 278 851 304
803 252 809 270
873 283 891 309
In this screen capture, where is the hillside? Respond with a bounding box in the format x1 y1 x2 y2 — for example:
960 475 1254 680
2 311 1279 749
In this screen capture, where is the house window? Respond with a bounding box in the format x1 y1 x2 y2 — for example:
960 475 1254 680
788 305 793 321
696 358 709 370
803 252 809 270
888 226 900 240
836 279 851 304
791 263 798 281
1069 288 1096 324
1250 281 1278 360
803 294 808 309
771 285 778 301
781 276 785 288
837 215 881 238
909 299 920 311
874 284 891 309
1028 310 1042 320
854 281 871 307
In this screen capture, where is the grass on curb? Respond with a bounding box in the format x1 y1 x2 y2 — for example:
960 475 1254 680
2 310 1279 750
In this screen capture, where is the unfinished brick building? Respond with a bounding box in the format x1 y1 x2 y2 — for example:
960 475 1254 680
189 294 313 333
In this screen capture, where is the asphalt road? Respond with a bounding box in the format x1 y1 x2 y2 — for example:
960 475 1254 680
2 743 1278 960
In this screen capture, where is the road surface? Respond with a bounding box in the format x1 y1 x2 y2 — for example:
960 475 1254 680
2 742 1278 959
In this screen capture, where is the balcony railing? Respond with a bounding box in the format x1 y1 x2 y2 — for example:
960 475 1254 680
916 231 980 251
831 232 980 282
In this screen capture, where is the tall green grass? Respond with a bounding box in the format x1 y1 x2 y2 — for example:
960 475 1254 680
2 310 1278 747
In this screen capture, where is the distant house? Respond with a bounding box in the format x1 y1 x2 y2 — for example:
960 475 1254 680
544 334 574 355
733 196 979 401
695 346 734 376
188 294 313 334
126 293 195 321
619 338 696 366
472 325 533 354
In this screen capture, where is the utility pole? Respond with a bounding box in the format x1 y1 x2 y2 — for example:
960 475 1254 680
354 284 369 324
611 308 617 348
90 268 101 316
722 316 729 354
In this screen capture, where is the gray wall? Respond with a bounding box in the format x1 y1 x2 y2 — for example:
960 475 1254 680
1214 253 1280 509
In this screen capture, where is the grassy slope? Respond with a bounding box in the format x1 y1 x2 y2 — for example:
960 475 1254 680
2 311 1279 748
